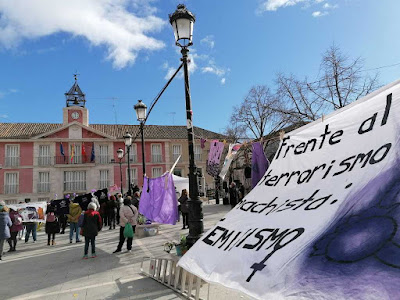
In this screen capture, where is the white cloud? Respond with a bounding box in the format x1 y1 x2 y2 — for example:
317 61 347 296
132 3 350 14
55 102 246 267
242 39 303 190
200 35 215 49
0 88 18 98
315 0 325 3
0 0 166 69
202 66 225 77
258 0 306 12
221 78 226 85
323 3 338 9
0 114 8 119
312 10 328 17
163 52 197 80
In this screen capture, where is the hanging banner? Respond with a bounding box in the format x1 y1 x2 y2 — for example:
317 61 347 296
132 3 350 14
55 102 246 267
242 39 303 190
219 144 242 180
139 173 178 225
73 193 92 211
8 202 47 222
251 142 270 188
206 140 225 177
50 199 70 215
179 80 400 300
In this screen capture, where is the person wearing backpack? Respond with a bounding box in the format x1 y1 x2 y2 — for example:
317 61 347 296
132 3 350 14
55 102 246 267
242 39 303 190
81 202 102 259
0 203 12 261
45 206 60 246
113 198 138 253
8 208 23 252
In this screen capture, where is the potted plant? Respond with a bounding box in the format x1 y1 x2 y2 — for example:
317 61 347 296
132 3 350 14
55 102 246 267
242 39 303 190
163 235 188 256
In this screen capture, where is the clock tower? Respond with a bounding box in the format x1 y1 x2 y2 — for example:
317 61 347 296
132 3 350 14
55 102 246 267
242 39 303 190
63 75 89 126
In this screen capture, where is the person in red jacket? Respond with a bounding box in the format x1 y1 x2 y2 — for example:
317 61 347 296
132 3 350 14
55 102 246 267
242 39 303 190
81 202 102 259
8 208 23 252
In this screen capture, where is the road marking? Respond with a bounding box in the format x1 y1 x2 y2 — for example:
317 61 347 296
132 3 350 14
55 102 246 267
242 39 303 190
12 275 144 300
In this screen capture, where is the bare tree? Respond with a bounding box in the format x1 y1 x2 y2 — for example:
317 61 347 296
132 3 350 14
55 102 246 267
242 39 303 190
277 45 379 122
229 85 288 140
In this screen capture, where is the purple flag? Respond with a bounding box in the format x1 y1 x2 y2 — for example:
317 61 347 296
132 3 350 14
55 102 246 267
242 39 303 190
139 173 178 225
251 142 270 188
206 140 225 177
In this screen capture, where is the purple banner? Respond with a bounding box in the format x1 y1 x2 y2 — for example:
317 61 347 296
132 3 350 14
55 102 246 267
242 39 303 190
206 140 225 177
251 142 270 188
139 173 178 225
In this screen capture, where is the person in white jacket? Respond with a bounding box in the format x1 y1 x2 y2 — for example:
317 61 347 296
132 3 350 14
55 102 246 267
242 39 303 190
90 197 100 211
113 197 138 253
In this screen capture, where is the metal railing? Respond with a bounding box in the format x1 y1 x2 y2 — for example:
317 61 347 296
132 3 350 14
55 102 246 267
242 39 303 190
5 157 20 167
141 256 207 300
36 156 54 166
4 184 19 194
55 155 95 165
37 183 50 193
152 155 163 163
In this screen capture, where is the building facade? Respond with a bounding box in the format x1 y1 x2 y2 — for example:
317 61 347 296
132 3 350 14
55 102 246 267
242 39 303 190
0 80 225 204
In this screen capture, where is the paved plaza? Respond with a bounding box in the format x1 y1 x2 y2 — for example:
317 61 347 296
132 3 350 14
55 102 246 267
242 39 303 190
0 203 254 300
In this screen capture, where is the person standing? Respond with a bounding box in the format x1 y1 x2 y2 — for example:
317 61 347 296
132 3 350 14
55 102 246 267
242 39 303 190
91 197 100 211
131 193 140 209
178 189 189 229
45 206 60 246
81 202 102 259
229 182 239 209
24 221 37 243
116 194 124 225
67 202 82 243
106 196 117 230
0 203 12 261
8 208 23 252
113 198 138 253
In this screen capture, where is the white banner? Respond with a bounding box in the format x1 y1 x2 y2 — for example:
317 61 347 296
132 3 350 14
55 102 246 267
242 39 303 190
219 144 241 180
8 203 47 223
179 80 400 300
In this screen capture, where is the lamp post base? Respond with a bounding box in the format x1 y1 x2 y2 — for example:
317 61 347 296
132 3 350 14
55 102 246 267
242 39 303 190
186 197 204 248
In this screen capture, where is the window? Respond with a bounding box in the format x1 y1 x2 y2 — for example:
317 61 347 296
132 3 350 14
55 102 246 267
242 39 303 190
38 145 51 166
152 167 162 178
38 172 50 193
172 145 181 162
64 171 86 191
151 144 162 163
194 145 202 161
126 168 138 188
129 144 137 163
99 145 109 164
5 145 19 167
173 168 182 177
5 173 18 194
99 170 109 189
70 144 82 164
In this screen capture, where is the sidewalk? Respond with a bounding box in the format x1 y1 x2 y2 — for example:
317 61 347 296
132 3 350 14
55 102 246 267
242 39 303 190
0 203 254 300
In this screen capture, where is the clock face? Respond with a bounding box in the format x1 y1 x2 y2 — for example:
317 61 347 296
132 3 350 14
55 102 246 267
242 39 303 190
71 112 80 120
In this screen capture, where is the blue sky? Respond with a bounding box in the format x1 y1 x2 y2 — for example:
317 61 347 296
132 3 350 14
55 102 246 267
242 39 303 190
0 0 399 135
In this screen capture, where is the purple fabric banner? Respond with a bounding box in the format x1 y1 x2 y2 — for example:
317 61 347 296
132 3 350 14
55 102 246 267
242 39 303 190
251 142 270 188
139 173 178 225
206 140 225 177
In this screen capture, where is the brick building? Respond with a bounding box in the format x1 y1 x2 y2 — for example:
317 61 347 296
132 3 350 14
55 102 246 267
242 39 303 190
0 79 225 204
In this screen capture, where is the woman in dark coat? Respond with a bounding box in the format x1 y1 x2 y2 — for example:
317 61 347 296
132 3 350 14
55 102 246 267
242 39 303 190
178 189 189 229
82 202 102 259
45 205 60 246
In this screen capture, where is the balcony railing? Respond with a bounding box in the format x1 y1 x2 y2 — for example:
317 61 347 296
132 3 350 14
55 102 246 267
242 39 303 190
99 180 110 189
36 156 54 166
4 184 19 194
152 155 162 163
64 181 86 191
37 183 50 193
5 157 20 167
55 155 95 165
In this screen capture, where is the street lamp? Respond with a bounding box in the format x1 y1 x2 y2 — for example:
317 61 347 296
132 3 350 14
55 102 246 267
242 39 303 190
134 100 147 178
123 132 133 196
117 148 124 196
169 4 203 248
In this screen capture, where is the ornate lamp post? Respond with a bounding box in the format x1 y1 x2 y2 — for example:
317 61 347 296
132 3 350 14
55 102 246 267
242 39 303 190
134 100 147 178
169 4 203 248
123 132 133 196
117 148 124 196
